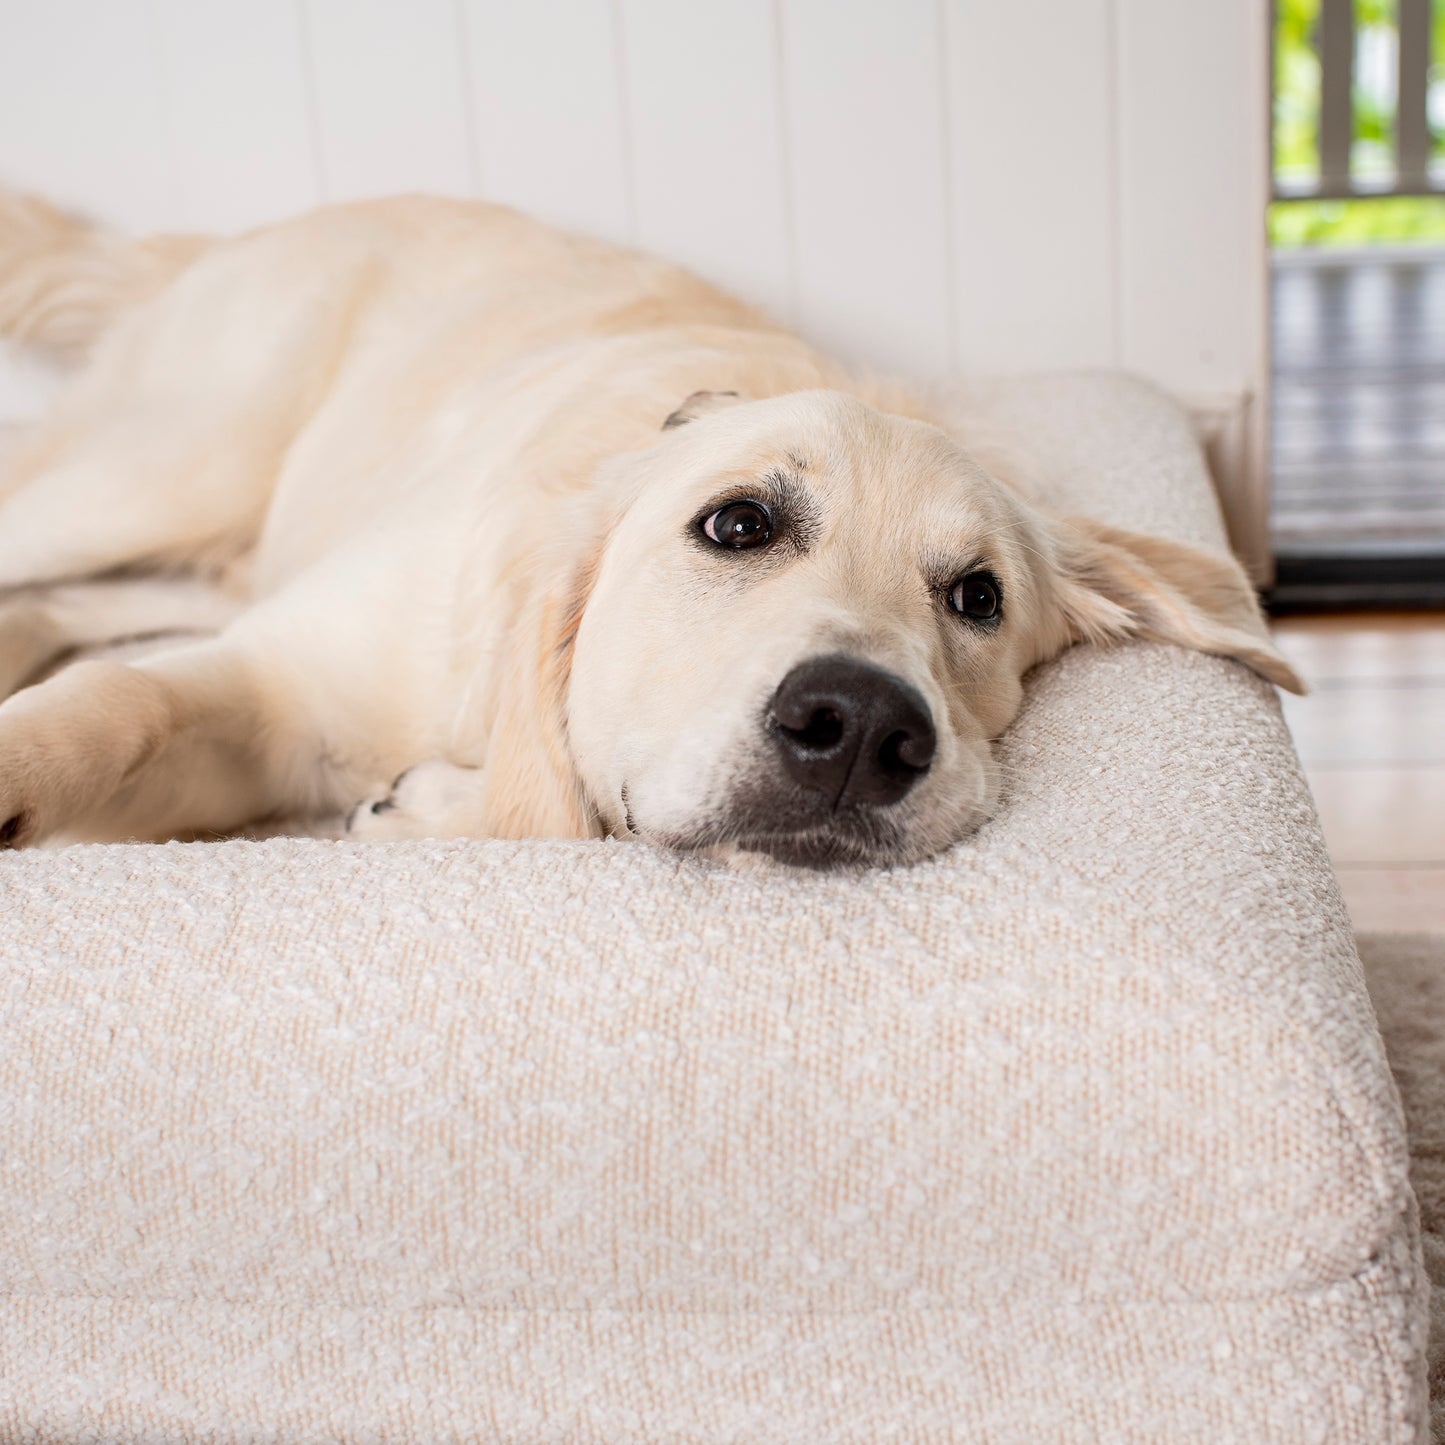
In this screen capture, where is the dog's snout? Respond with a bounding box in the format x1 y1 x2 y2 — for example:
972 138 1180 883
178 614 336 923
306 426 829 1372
770 655 935 807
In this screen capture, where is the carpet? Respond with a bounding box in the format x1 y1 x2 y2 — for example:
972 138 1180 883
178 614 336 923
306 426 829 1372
1359 931 1445 1442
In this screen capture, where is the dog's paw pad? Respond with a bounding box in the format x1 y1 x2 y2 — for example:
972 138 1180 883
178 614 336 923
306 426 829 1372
367 791 399 817
346 784 397 835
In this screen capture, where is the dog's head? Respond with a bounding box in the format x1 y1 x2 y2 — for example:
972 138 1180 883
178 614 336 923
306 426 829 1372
545 389 1300 868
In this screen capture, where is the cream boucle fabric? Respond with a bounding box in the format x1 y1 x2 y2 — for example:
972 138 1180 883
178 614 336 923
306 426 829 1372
0 375 1428 1443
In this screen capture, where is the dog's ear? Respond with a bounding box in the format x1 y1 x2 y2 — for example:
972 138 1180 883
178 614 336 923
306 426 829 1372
1048 518 1305 693
661 389 745 430
475 547 602 841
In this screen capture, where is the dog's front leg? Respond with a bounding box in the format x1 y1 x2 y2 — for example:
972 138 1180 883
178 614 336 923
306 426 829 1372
0 642 322 846
345 760 490 842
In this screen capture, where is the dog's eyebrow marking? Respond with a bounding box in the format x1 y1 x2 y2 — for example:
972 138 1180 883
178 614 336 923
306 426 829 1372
921 548 998 595
764 465 808 500
759 467 820 550
787 452 808 471
695 466 812 518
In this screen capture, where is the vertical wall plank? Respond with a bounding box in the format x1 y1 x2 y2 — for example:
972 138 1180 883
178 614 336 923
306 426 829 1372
460 0 633 243
620 0 793 324
1115 0 1267 398
0 0 174 231
778 0 952 378
302 0 473 202
944 0 1117 372
1114 0 1271 576
152 0 319 233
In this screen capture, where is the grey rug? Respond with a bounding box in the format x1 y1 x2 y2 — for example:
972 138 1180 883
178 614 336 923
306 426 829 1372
1359 932 1445 1443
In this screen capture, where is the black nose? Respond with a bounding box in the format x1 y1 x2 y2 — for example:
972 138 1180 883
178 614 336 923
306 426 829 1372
770 655 936 807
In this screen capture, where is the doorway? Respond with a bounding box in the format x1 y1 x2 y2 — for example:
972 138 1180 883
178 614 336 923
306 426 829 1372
1269 0 1445 607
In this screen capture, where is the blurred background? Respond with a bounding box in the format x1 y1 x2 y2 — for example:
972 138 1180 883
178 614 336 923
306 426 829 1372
1270 0 1444 606
0 0 1440 924
1262 0 1443 934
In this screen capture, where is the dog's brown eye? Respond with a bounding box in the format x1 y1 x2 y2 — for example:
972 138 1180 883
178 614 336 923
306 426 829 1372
949 571 1000 621
703 500 772 550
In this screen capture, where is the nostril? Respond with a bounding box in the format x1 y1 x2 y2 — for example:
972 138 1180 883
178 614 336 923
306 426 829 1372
896 720 937 771
880 728 934 776
783 705 844 751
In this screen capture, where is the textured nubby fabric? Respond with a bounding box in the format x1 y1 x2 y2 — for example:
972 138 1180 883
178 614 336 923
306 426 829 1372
0 376 1428 1443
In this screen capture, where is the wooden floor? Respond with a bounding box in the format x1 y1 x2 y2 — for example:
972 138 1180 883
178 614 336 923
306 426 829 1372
1272 612 1445 932
1271 249 1445 556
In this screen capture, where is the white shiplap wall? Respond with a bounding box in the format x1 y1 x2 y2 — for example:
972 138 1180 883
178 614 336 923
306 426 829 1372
0 0 1272 573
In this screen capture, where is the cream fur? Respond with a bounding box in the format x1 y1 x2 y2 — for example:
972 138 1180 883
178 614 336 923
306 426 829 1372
0 192 1302 864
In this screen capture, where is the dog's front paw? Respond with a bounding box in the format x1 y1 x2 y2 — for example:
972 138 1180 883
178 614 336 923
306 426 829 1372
345 760 487 841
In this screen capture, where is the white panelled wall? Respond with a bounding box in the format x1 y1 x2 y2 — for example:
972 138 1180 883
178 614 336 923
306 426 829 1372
0 0 1273 578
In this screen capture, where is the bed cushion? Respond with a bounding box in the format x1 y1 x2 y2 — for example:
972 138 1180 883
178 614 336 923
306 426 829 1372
0 373 1427 1443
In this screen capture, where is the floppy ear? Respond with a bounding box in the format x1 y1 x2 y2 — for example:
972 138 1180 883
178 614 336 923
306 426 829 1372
474 545 603 841
661 389 746 429
1049 518 1305 694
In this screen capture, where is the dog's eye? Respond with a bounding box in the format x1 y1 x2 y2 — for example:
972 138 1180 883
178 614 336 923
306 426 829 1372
948 571 1001 621
702 500 772 550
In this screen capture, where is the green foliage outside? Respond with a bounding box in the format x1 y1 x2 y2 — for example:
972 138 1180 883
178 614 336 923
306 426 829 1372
1271 194 1445 243
1274 0 1325 187
1270 0 1445 246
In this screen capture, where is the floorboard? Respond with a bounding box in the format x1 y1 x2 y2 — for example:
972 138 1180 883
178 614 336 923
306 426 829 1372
1271 612 1445 931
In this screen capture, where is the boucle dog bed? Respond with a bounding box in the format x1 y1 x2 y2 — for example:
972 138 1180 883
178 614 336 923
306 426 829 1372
0 375 1428 1443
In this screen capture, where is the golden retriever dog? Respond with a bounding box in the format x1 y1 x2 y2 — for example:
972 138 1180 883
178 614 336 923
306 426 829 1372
0 192 1301 866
